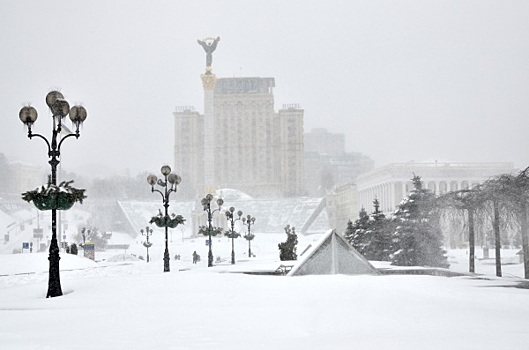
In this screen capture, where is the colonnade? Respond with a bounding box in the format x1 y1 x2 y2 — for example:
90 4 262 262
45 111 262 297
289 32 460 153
357 179 481 214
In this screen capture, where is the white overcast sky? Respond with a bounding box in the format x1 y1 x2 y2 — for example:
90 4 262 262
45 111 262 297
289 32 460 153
1 0 528 177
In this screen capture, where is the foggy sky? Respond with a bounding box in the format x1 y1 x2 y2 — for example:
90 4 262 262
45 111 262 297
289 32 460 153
1 0 528 179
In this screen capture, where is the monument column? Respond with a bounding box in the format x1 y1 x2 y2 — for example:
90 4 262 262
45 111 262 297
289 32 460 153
197 37 221 193
201 73 217 191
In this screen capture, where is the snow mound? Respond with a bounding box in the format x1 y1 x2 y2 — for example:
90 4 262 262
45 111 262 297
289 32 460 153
0 252 97 275
105 254 141 262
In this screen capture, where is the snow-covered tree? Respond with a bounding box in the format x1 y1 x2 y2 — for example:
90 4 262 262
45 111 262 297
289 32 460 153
70 243 78 255
479 167 529 277
363 199 394 261
278 225 298 261
345 208 370 255
391 175 449 268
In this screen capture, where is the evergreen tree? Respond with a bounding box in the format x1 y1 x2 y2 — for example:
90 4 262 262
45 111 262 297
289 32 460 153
70 243 78 255
391 175 449 268
363 199 394 261
198 225 223 237
345 208 370 256
278 225 298 261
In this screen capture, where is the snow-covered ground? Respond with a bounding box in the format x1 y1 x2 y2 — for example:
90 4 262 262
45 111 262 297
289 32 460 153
1 230 528 350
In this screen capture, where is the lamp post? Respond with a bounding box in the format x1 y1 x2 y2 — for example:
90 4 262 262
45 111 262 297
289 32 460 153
147 165 182 272
242 215 256 258
141 226 153 263
225 207 243 265
201 194 224 267
19 91 87 298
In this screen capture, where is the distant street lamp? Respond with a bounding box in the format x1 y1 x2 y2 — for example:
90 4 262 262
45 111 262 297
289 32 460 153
201 194 224 267
242 215 256 258
141 226 153 263
225 207 243 265
19 91 87 298
147 165 183 272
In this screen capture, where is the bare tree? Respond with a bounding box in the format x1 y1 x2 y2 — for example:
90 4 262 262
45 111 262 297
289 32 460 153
489 167 529 279
439 187 484 273
480 168 528 278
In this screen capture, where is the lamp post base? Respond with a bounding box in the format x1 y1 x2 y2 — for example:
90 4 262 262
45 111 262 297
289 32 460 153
208 251 213 267
46 238 62 298
163 249 170 272
208 241 213 267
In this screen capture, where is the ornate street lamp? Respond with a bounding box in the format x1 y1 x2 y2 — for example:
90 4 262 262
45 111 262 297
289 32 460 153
201 194 224 267
225 207 243 265
242 215 256 258
147 165 184 272
141 226 153 263
19 91 87 298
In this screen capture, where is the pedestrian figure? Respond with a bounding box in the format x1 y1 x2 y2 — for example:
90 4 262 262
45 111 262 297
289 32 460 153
192 251 198 264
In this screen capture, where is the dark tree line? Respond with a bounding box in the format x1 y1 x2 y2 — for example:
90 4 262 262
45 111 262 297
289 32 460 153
345 167 529 279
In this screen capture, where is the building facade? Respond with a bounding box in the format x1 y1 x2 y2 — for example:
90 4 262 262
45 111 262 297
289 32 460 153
6 162 45 195
355 162 516 214
174 76 304 198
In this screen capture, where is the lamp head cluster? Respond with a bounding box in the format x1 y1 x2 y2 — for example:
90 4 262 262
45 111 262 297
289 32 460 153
19 91 87 130
242 215 256 225
140 226 153 235
147 165 181 190
201 193 224 211
225 206 243 220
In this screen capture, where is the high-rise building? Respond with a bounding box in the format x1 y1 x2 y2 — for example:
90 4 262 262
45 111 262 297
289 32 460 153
304 128 345 156
303 128 374 196
174 76 304 198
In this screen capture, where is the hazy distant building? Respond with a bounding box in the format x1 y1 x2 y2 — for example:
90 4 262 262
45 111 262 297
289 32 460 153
305 128 345 156
356 162 516 213
174 76 304 198
6 162 45 195
303 128 374 196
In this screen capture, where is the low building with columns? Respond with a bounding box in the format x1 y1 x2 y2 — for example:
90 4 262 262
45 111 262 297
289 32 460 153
356 162 516 214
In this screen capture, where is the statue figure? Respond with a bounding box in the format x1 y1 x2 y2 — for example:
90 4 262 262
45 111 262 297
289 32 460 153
197 36 221 68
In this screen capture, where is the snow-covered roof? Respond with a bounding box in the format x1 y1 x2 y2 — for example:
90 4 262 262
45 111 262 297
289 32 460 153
118 196 330 236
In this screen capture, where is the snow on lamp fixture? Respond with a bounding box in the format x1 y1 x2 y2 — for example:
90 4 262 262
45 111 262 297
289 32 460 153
147 165 183 272
18 90 88 298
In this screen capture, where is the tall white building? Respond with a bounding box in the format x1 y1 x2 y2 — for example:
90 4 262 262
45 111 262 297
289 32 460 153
174 76 304 198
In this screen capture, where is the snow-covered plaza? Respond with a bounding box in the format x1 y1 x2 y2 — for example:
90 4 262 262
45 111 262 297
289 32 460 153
1 227 528 350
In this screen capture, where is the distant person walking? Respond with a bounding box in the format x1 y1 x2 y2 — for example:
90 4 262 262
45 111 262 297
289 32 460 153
192 251 198 264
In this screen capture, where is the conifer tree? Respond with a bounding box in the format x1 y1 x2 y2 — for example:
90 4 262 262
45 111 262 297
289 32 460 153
70 243 78 255
391 175 449 268
363 199 394 261
278 225 298 261
345 207 370 256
